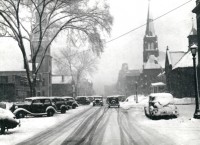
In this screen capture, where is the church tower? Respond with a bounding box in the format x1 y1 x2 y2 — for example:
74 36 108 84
143 0 159 63
32 0 52 96
187 18 198 51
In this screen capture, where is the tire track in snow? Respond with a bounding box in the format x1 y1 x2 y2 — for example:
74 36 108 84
61 106 108 145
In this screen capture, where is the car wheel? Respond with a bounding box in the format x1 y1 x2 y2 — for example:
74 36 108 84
0 120 5 134
108 105 110 108
47 110 54 117
72 105 76 109
61 108 66 114
16 111 25 119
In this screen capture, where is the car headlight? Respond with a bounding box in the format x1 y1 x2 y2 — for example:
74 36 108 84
15 106 18 109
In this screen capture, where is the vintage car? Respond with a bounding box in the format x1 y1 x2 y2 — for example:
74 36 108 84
0 107 20 134
76 96 90 105
61 96 78 109
10 97 58 118
92 96 103 106
144 93 179 119
107 96 120 108
49 97 70 113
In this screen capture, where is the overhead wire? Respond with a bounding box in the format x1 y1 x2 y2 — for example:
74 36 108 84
105 0 194 44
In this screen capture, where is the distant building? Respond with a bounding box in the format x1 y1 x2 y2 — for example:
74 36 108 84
0 71 30 101
165 25 198 97
104 84 118 96
78 79 95 96
32 1 52 96
143 1 159 63
117 63 140 96
139 1 163 95
52 75 73 96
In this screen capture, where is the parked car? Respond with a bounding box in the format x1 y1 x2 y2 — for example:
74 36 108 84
76 96 90 105
10 97 58 118
61 96 78 109
107 96 120 108
92 96 103 106
49 97 70 113
0 108 20 134
144 93 179 119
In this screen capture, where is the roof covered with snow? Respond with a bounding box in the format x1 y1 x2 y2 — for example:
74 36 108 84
151 82 166 86
144 55 161 69
166 48 185 68
172 50 198 70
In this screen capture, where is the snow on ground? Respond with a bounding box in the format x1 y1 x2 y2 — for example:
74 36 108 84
120 94 196 110
126 100 200 145
120 94 200 144
0 105 91 145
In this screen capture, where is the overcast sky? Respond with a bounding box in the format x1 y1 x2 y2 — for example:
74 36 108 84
92 0 196 94
0 0 196 94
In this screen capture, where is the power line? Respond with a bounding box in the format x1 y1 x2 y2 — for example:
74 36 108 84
105 0 193 44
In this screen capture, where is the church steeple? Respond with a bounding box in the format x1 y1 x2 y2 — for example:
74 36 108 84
188 18 198 51
143 0 159 63
146 0 155 36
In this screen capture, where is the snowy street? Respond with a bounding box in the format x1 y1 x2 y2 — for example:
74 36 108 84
1 101 200 145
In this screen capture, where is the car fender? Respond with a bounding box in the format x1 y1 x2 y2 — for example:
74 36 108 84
13 108 31 115
60 105 67 110
46 106 58 113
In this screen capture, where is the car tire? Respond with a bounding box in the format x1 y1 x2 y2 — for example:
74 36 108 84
61 108 66 114
16 111 25 119
72 105 76 109
47 110 54 117
108 105 110 108
0 120 5 134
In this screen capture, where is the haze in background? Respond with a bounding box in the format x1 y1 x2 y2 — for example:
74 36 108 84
0 0 196 95
92 0 196 94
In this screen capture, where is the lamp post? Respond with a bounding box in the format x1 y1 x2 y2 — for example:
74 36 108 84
190 44 200 119
135 81 138 103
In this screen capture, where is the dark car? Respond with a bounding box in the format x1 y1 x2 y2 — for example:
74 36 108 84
76 96 90 105
61 96 78 109
50 97 70 113
107 96 120 108
10 97 58 118
0 108 20 134
92 96 103 106
144 93 179 119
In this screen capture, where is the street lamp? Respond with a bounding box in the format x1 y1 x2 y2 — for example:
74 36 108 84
190 44 200 119
135 81 138 103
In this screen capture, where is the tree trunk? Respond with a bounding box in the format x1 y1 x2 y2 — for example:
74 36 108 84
32 59 37 97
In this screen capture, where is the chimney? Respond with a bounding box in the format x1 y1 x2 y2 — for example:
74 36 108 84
62 75 64 82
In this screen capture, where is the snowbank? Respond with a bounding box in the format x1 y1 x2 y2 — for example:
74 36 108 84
174 98 195 105
0 108 15 119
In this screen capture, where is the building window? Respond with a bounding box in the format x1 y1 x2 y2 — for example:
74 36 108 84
42 78 45 86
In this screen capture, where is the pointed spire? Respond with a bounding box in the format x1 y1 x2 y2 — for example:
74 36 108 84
145 0 155 36
189 17 197 35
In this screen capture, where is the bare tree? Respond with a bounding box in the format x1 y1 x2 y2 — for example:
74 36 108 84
0 0 113 96
54 48 98 96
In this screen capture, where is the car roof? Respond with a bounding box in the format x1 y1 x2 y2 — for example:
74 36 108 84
25 96 65 100
92 95 102 98
149 93 173 98
60 96 73 99
76 96 89 98
107 96 119 98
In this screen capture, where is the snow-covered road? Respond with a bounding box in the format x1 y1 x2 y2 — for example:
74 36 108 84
1 104 200 145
